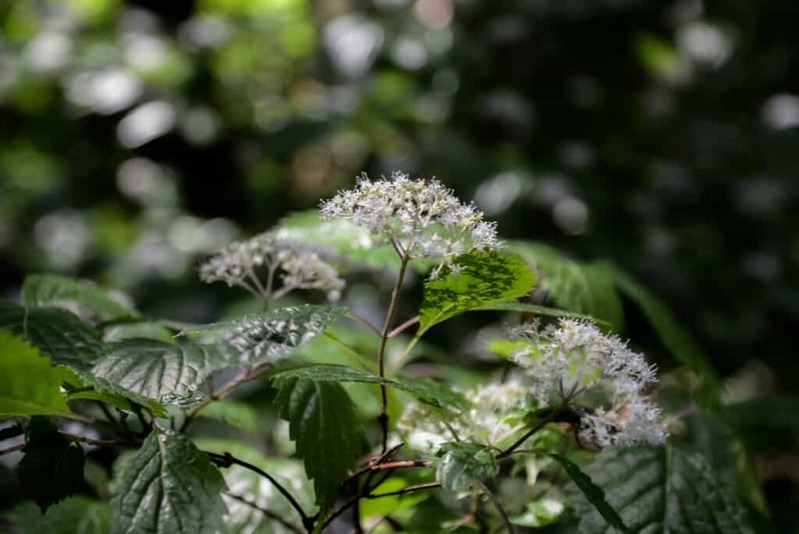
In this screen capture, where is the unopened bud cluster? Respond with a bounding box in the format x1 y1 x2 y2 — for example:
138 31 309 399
199 231 345 301
320 172 500 277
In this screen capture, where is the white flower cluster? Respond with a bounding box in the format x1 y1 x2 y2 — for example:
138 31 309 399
319 172 501 277
511 319 667 447
398 380 529 453
199 231 345 301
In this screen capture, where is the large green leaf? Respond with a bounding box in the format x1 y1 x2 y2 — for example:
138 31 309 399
90 339 211 407
547 452 628 533
269 362 388 384
0 301 105 371
19 417 85 513
607 265 721 407
435 442 499 492
22 274 138 320
509 243 624 331
419 251 537 334
7 496 111 534
269 363 469 410
111 432 227 534
567 444 755 533
275 378 363 512
188 305 341 370
0 333 70 418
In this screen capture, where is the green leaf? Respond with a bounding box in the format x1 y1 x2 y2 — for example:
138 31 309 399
547 452 628 533
196 400 260 434
509 243 624 331
111 431 227 534
189 305 341 370
23 274 138 320
567 444 755 533
269 363 469 410
0 333 70 418
435 442 499 492
18 417 85 513
7 496 111 534
360 477 432 520
102 322 176 343
275 378 363 512
419 251 536 334
0 301 105 371
269 362 387 385
90 339 211 407
391 376 470 411
607 265 721 407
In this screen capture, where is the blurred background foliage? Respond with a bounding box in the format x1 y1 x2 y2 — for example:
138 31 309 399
1 0 798 528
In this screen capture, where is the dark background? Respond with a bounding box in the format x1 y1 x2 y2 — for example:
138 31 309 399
1 0 797 528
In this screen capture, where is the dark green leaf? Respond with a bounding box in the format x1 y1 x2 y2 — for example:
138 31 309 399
509 243 624 331
435 442 499 492
90 339 211 407
392 376 470 411
360 477 431 519
188 305 341 370
0 301 105 371
275 378 363 512
102 322 175 343
111 431 227 534
419 251 536 334
269 363 469 410
18 417 85 513
678 413 768 518
7 496 111 534
607 265 722 408
567 444 755 533
23 274 138 320
0 333 70 418
269 362 387 385
547 452 628 533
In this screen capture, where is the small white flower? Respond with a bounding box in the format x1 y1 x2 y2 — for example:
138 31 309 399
199 231 345 301
511 318 667 447
398 379 529 453
320 172 501 275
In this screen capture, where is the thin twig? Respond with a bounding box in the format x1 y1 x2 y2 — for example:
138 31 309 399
497 405 565 459
388 315 419 338
377 255 410 453
223 491 304 534
476 482 514 534
181 365 268 432
0 443 25 456
345 311 382 338
370 459 431 471
323 471 394 530
366 481 440 499
62 432 130 447
207 451 314 532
